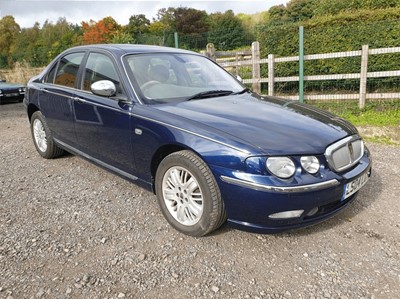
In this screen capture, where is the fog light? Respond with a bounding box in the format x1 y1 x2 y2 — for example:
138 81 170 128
306 207 319 216
268 210 304 219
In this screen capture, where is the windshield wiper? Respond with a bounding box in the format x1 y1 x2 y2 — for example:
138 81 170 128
231 88 250 95
187 90 233 101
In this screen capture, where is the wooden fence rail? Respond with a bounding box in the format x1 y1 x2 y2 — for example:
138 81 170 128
204 42 400 109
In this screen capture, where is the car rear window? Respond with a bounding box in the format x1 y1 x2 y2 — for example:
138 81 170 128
54 52 85 88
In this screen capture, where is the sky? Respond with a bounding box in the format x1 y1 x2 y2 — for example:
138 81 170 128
0 0 288 28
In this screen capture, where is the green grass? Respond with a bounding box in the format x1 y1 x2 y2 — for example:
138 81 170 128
309 100 400 127
363 135 398 145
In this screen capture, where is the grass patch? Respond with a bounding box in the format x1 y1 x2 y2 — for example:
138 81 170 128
363 135 398 145
308 100 400 127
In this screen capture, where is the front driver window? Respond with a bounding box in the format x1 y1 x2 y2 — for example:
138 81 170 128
82 53 121 94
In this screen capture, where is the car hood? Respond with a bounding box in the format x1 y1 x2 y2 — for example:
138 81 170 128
154 93 358 155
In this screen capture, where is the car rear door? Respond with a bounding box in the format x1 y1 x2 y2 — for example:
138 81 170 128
38 52 85 147
72 51 135 175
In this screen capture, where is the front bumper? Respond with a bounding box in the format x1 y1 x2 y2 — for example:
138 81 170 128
214 151 372 234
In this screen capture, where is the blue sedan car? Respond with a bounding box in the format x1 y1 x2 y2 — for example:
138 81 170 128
25 45 372 236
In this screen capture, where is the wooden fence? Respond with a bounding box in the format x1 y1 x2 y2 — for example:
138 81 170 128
204 42 400 108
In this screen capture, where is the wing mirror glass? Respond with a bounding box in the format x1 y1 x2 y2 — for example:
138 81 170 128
91 80 116 97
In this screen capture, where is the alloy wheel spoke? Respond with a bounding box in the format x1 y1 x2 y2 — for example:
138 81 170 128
162 166 204 226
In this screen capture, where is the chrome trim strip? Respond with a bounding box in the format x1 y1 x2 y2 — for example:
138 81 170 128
120 53 144 105
220 175 340 193
54 138 138 181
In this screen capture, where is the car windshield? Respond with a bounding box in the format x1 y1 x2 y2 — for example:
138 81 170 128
123 53 244 104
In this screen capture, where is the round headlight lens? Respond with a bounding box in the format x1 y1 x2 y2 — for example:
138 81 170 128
300 156 320 174
266 157 296 179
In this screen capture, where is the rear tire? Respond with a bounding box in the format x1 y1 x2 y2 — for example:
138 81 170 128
30 111 64 159
155 150 226 237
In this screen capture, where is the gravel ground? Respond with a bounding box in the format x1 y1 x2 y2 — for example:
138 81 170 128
1 103 399 299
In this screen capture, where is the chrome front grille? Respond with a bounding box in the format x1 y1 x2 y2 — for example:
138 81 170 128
325 135 364 172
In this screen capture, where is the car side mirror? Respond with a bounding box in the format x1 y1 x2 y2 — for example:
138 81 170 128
91 80 116 97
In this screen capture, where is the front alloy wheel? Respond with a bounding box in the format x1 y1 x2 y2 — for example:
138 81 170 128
155 150 226 237
162 166 204 226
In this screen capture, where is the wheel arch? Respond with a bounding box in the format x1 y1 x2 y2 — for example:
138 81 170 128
27 103 40 122
150 143 206 194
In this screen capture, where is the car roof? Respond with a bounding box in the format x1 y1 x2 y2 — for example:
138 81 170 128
66 44 198 56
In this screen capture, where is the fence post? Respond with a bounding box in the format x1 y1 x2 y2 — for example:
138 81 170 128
174 32 179 48
299 26 304 103
235 53 240 76
252 41 261 94
206 43 216 62
359 45 369 109
268 54 275 96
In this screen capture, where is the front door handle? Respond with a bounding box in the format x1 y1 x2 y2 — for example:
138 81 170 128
73 97 85 104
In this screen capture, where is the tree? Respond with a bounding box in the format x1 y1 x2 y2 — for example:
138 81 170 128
314 0 400 16
82 16 120 44
286 0 316 22
208 10 247 50
174 7 209 34
13 22 41 66
0 16 21 67
268 4 288 24
146 21 170 45
174 7 209 49
111 32 135 44
155 7 176 30
40 18 80 62
145 8 177 46
125 14 150 38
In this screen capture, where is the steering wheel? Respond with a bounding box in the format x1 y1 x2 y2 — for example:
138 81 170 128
141 80 161 91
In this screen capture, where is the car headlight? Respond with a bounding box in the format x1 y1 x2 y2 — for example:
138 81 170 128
300 156 320 174
19 87 25 93
266 157 295 179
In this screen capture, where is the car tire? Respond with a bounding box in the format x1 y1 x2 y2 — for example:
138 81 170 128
155 150 226 237
30 111 64 159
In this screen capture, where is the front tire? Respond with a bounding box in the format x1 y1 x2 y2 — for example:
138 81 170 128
30 111 64 159
155 150 226 237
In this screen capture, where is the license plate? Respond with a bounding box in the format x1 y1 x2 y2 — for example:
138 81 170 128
5 93 19 97
342 170 370 201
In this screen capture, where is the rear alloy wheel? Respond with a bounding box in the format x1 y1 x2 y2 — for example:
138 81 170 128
30 111 64 159
155 150 226 237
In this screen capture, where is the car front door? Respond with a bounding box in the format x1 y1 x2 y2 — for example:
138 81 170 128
72 51 135 175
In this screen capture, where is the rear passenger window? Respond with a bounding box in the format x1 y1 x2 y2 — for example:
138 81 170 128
54 52 85 88
45 64 57 84
82 53 122 94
